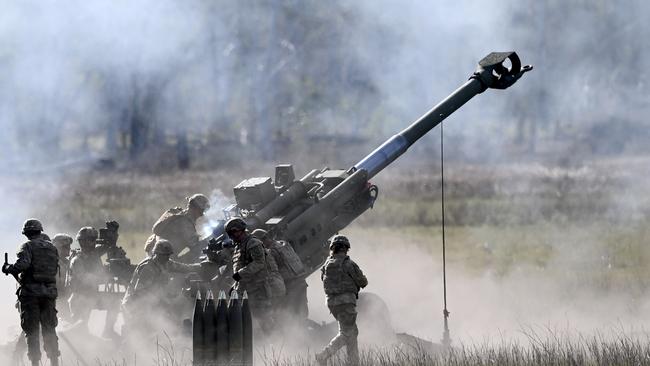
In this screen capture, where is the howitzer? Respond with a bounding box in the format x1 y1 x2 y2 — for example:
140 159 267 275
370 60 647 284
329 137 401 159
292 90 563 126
210 52 532 271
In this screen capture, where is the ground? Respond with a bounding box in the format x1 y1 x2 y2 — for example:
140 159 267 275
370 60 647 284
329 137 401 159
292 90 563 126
0 155 649 365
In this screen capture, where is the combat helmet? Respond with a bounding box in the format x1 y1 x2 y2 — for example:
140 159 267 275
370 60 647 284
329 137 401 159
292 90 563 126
329 235 351 251
188 194 211 211
52 233 73 247
76 227 98 241
152 239 174 256
224 218 247 234
22 218 43 234
251 228 268 240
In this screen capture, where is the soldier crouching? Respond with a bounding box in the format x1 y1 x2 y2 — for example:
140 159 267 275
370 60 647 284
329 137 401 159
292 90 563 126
316 235 368 366
121 239 195 339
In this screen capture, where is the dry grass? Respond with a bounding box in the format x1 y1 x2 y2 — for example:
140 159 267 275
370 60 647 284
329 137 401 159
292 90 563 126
80 330 650 366
259 330 650 366
3 158 649 365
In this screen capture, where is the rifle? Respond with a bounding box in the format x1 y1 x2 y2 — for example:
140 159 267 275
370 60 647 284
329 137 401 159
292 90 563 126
4 252 19 283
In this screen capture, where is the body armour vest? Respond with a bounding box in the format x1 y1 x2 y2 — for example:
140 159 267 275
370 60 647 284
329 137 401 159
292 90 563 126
25 239 59 284
321 256 358 297
274 241 305 278
233 236 261 272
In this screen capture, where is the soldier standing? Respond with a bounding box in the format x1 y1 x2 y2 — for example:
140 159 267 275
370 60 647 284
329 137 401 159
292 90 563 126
225 218 274 333
316 235 368 366
2 219 60 366
122 240 195 338
68 226 119 337
52 233 73 320
143 193 211 262
252 229 308 319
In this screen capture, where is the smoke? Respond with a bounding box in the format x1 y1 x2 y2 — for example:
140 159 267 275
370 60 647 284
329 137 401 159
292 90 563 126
305 226 650 346
1 0 649 363
199 189 235 238
3 1 649 170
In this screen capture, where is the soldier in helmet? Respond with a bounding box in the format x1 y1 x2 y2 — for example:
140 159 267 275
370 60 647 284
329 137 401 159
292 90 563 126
68 226 120 337
144 193 211 262
316 235 368 366
122 239 196 338
52 233 73 320
252 229 308 320
2 219 60 366
226 218 275 333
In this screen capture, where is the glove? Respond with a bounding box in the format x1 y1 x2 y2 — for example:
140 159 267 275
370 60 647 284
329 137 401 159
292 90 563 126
2 263 11 275
232 272 242 282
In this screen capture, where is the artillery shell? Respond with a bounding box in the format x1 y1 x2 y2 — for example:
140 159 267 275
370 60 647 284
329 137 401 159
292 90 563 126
228 290 243 366
203 290 217 363
192 290 205 366
242 291 253 366
216 290 229 365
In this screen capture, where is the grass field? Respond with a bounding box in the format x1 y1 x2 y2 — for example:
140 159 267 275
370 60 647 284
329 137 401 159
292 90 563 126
1 156 649 365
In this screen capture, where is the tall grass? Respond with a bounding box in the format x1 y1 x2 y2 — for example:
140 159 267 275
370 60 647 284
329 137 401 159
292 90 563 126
260 331 650 366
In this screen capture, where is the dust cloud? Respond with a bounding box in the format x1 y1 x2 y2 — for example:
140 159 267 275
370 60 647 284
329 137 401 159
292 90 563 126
1 0 649 364
305 227 650 345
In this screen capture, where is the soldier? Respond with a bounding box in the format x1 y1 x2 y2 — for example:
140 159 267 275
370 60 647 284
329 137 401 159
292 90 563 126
2 219 60 366
225 218 274 333
210 238 236 293
143 193 211 262
122 239 195 338
252 229 308 319
68 226 118 337
191 241 225 283
316 235 368 366
250 230 286 316
52 233 73 320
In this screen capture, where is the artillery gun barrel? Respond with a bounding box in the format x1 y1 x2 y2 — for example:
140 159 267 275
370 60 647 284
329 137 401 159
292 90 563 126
354 52 532 179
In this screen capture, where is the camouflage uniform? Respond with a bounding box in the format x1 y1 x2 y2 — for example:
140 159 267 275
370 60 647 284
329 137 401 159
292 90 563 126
68 246 107 325
265 248 287 308
232 234 274 331
211 247 235 293
144 194 211 262
317 246 368 366
122 258 194 311
52 234 73 320
122 240 195 337
3 220 60 366
267 240 308 318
